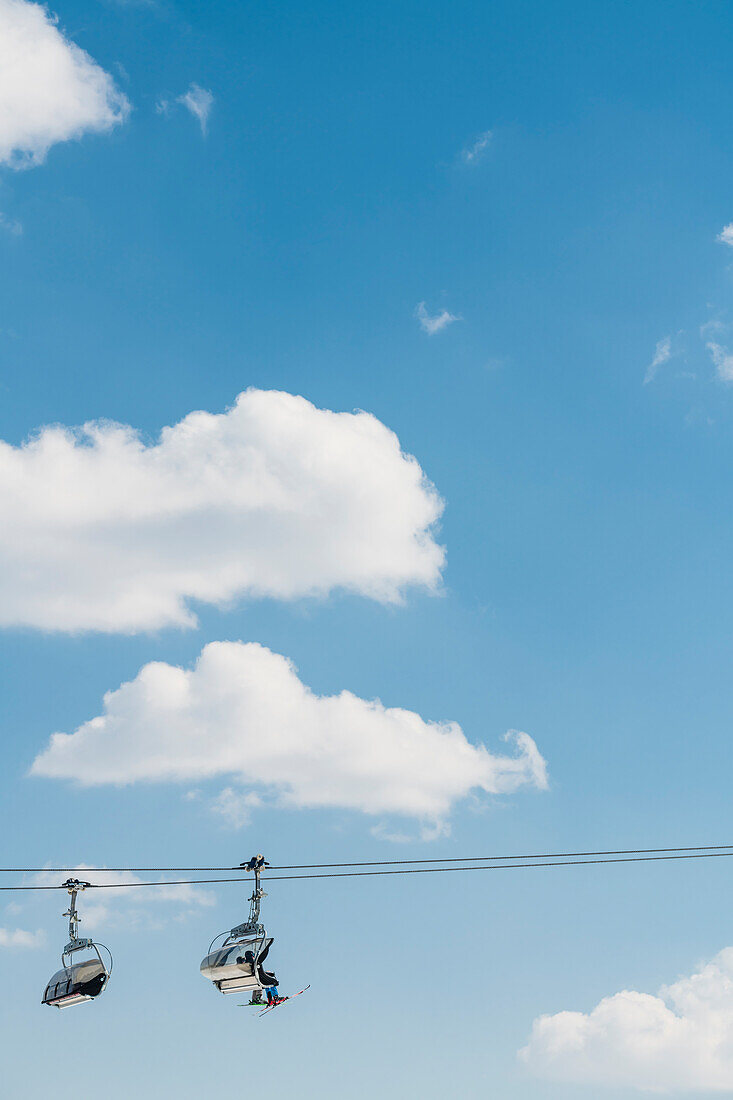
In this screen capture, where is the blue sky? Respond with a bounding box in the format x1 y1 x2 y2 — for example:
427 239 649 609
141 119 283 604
3 0 733 1095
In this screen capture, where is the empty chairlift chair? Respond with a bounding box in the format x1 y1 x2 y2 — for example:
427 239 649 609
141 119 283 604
42 879 112 1009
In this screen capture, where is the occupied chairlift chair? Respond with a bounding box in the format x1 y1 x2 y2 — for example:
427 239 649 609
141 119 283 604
199 855 279 997
42 879 112 1009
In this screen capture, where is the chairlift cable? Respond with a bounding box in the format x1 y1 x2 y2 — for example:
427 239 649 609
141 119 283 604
3 848 733 890
269 842 733 869
2 842 733 875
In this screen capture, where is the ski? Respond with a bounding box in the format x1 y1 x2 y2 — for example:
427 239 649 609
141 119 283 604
258 984 310 1016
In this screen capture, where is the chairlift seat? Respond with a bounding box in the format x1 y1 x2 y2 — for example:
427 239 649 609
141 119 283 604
42 957 109 1009
200 936 276 995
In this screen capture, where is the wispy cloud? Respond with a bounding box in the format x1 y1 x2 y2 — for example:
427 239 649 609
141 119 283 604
718 223 733 246
0 926 44 948
706 340 733 381
29 866 212 932
415 301 461 335
644 332 692 384
105 0 161 7
644 335 673 383
210 788 263 829
701 321 733 382
370 820 450 843
157 83 214 136
461 129 492 165
0 213 22 237
178 83 213 136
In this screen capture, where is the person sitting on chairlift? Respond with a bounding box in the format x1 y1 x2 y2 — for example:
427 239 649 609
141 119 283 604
242 856 282 1004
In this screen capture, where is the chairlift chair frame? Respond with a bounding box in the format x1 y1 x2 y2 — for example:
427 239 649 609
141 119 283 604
42 879 112 1009
199 855 279 997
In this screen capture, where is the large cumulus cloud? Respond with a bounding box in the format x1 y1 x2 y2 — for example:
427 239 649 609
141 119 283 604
31 641 548 828
0 0 129 168
521 946 733 1093
0 389 444 632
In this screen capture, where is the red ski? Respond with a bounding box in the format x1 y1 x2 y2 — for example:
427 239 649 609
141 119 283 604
258 984 310 1017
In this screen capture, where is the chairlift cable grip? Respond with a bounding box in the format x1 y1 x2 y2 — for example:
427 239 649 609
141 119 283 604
239 855 269 932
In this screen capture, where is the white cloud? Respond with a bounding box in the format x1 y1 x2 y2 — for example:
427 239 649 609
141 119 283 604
0 212 22 235
157 84 213 136
0 926 44 948
370 819 448 843
30 866 212 932
718 224 733 247
700 322 733 382
461 129 492 164
521 946 733 1093
644 335 672 384
416 301 461 335
211 787 263 829
644 333 689 384
178 83 213 135
0 0 129 168
31 641 548 828
0 388 444 632
706 340 733 382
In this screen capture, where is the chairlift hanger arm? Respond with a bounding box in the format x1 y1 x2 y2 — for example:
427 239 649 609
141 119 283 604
237 854 269 931
61 878 93 951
